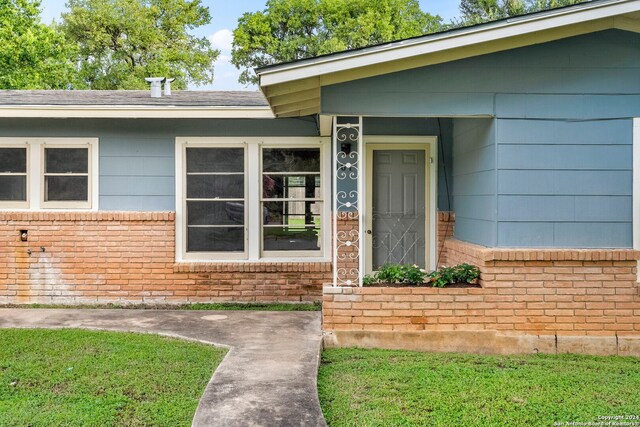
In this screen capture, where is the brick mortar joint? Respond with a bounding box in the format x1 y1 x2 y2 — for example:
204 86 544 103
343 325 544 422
444 239 640 262
175 262 333 273
0 211 176 222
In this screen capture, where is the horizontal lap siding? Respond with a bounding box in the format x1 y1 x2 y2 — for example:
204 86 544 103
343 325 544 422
496 118 633 248
323 30 640 248
452 118 496 247
0 118 319 211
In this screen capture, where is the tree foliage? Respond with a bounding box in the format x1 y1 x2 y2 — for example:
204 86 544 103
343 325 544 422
232 0 443 85
459 0 587 24
61 0 218 89
0 0 77 89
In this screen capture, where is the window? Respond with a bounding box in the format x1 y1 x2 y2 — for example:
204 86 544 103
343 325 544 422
186 146 246 256
0 138 98 210
262 148 322 255
177 137 329 262
0 147 28 208
43 147 90 206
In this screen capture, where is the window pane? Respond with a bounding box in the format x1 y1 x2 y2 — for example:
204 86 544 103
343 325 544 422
262 148 320 173
187 175 244 199
187 201 244 226
0 148 26 173
187 148 244 173
263 226 321 251
188 227 244 252
263 174 320 199
0 176 26 201
45 176 88 201
45 148 88 173
263 201 321 226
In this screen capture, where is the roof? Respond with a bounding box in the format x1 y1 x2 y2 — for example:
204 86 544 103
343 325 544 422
256 0 640 117
0 90 273 119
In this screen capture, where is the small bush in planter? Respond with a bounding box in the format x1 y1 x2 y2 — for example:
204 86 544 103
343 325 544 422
362 263 480 287
363 264 427 286
429 263 480 288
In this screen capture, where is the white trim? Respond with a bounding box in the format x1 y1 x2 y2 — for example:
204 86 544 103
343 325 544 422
0 143 29 209
633 118 640 282
0 137 98 211
363 136 438 273
259 0 639 87
0 106 275 119
176 140 248 261
175 136 330 263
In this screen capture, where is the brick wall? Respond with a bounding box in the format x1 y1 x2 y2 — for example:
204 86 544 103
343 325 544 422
323 239 640 356
335 211 359 285
0 212 329 305
436 212 454 267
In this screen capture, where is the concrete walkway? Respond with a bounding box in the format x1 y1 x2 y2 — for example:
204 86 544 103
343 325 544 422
0 309 327 427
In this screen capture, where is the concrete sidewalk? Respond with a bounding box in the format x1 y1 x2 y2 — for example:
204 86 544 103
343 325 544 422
0 309 327 427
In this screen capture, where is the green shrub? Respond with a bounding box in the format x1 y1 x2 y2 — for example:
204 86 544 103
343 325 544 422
362 263 480 287
428 263 480 287
363 263 427 286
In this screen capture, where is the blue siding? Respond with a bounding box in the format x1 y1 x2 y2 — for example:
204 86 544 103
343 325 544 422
0 118 319 211
452 118 497 247
322 31 640 117
497 117 632 247
323 29 639 248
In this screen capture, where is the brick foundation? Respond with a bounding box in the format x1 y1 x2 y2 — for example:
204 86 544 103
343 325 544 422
323 239 640 356
0 212 329 305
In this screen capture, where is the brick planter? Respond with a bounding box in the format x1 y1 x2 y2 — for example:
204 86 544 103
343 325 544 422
323 240 640 356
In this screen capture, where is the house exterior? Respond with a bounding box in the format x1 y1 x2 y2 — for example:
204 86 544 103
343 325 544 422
1 0 640 354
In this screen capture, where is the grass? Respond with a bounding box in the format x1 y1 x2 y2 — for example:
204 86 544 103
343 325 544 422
0 302 322 311
0 329 226 427
318 348 640 427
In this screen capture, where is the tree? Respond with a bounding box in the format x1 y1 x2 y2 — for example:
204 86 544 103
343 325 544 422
0 0 77 89
459 0 587 25
232 0 443 85
61 0 218 90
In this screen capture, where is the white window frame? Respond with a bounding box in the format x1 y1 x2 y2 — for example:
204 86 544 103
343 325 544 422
0 143 29 209
179 141 248 261
260 142 326 258
176 137 330 263
0 138 99 211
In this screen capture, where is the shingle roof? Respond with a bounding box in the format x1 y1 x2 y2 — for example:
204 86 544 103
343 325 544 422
0 90 268 107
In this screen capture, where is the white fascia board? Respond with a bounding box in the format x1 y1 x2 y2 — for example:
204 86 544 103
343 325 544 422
0 106 275 119
259 0 638 86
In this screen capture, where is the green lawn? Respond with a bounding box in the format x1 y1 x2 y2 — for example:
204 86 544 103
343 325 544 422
318 348 640 427
0 329 225 427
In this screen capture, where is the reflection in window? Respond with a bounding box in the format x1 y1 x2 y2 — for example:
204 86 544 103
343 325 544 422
262 148 322 252
186 147 245 253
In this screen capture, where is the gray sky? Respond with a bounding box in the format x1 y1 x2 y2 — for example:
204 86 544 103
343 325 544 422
39 0 461 90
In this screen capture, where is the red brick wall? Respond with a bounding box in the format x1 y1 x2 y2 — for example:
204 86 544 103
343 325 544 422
0 212 329 305
323 240 640 355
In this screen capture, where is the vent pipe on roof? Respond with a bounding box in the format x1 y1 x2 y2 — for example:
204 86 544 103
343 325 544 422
164 78 175 96
145 77 164 98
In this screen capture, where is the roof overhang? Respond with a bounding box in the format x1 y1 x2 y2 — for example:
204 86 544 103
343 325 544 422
0 105 275 119
257 0 640 117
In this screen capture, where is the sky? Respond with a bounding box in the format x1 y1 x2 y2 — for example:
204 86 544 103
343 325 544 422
39 0 461 91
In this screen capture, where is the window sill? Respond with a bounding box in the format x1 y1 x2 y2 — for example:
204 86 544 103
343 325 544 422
173 260 332 273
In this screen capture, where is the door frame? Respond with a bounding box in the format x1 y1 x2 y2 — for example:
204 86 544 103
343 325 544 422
364 136 438 273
